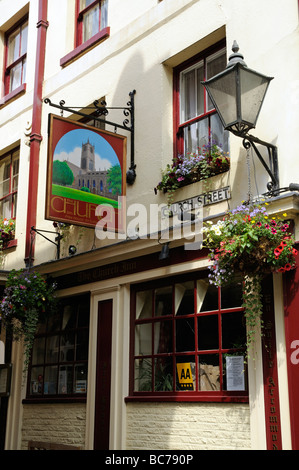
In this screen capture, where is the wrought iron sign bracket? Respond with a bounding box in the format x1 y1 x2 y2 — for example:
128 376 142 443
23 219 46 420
31 226 63 260
231 130 279 196
44 90 136 184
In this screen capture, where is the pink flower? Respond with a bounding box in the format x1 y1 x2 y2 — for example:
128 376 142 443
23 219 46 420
177 177 185 182
271 228 277 234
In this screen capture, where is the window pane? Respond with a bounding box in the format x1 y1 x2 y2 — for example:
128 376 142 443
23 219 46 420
198 314 219 350
62 304 76 330
207 50 227 110
44 366 58 394
136 289 153 319
176 317 195 352
7 28 20 65
135 323 152 355
222 311 246 350
175 281 194 315
74 364 88 393
30 367 44 395
154 320 172 353
134 358 152 391
198 354 220 391
210 113 229 153
196 65 205 116
183 118 209 154
47 312 62 332
0 198 12 220
12 152 19 191
20 22 28 56
32 337 45 364
198 279 218 312
58 365 73 394
182 69 196 121
60 331 75 362
176 356 195 391
76 329 89 360
154 286 172 316
80 0 95 9
10 62 22 92
221 276 243 309
83 4 100 42
0 158 11 198
46 335 60 363
100 0 108 29
155 357 173 391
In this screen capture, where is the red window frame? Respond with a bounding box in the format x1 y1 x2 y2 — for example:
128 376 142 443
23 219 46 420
0 147 19 221
75 0 107 47
25 294 90 401
173 40 228 157
3 16 28 97
128 272 248 402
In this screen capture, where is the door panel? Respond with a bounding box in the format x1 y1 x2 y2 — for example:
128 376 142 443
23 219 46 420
94 300 113 450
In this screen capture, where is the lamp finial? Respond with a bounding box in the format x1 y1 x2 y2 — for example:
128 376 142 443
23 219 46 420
226 41 247 68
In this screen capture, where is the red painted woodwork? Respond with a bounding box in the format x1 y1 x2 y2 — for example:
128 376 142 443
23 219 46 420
284 250 299 450
94 299 113 450
261 275 282 450
25 0 49 264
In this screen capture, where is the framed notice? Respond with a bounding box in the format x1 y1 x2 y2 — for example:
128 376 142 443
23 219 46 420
226 356 245 391
46 114 127 231
0 364 12 397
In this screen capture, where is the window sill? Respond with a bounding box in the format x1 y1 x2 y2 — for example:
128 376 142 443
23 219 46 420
125 393 249 403
3 239 17 250
60 27 110 67
0 84 26 108
23 396 87 405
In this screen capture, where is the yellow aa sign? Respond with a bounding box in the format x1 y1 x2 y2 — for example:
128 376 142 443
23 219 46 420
176 363 194 390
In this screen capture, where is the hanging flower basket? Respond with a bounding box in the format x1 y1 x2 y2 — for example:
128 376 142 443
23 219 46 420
202 203 297 354
0 269 57 370
154 142 230 205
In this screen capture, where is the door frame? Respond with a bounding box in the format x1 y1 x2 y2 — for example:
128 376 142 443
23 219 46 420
85 286 129 450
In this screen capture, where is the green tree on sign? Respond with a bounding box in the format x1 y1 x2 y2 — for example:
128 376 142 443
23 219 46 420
52 160 74 186
107 164 122 195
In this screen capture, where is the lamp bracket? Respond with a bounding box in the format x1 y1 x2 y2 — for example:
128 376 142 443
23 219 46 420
237 133 279 196
44 90 136 184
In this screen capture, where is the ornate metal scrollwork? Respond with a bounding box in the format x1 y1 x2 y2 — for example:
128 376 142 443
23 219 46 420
44 91 137 184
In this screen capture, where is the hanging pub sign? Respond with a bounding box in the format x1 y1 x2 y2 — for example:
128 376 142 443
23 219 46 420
46 114 127 231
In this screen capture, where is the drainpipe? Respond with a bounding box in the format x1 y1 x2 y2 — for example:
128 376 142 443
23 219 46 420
25 0 49 267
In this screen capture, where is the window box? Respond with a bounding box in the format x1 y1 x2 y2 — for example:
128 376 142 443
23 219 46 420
155 142 230 206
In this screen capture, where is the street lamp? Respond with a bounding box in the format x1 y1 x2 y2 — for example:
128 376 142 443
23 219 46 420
202 41 279 195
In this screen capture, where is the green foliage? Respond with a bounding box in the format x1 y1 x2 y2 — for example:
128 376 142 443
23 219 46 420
154 142 230 205
203 202 297 354
52 160 74 186
0 269 57 371
107 164 122 195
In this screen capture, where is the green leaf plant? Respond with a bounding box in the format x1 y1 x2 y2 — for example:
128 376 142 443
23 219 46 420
202 202 297 357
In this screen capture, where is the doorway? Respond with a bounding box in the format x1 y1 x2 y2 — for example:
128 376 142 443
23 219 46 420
94 299 113 450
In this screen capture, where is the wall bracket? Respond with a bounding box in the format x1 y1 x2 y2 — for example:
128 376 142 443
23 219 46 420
44 90 136 184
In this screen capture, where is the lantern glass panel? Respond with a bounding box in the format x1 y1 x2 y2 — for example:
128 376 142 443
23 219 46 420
239 67 271 128
205 68 238 128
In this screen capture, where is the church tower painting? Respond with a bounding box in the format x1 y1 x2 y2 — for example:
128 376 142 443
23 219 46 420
81 139 95 171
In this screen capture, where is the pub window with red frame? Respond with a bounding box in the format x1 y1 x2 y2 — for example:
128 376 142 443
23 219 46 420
0 148 19 221
3 17 28 97
174 41 229 156
130 273 248 400
76 0 108 46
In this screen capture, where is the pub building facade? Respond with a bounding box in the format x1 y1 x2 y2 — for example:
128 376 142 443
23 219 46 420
0 0 299 451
